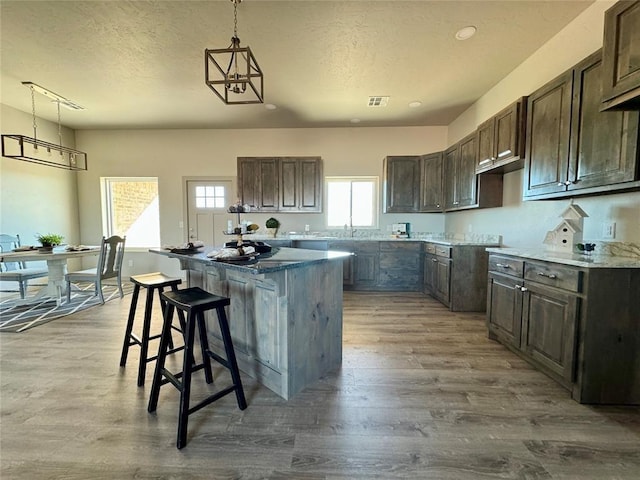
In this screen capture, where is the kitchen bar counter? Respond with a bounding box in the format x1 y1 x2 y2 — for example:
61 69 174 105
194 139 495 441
150 247 350 400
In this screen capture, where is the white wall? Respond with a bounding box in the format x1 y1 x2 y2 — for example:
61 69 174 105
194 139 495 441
75 126 448 275
0 105 80 246
0 104 83 285
445 0 640 248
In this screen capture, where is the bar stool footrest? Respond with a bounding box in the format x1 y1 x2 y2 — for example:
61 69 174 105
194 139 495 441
188 385 239 416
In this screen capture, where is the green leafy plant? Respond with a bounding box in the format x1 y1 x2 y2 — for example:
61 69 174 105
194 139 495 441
265 217 280 229
36 233 64 247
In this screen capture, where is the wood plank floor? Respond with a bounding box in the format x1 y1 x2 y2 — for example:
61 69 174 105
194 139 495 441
1 291 638 479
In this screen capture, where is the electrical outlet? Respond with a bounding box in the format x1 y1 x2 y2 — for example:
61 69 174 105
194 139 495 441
602 222 616 239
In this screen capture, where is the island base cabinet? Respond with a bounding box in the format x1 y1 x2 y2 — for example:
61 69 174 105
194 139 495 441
187 260 344 400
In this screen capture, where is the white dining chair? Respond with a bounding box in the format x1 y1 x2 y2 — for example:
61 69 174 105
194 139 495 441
65 235 126 304
0 234 49 299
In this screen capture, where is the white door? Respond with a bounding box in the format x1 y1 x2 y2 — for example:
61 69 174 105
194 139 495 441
186 179 234 248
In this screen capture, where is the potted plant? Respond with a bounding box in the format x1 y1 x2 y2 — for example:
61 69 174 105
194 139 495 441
265 217 280 238
36 233 64 252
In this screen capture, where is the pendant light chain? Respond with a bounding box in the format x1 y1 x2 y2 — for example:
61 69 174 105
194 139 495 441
57 101 63 155
30 85 38 145
233 0 238 37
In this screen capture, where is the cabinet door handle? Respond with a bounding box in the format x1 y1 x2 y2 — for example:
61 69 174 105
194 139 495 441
537 272 557 279
495 263 511 269
497 149 512 158
515 284 528 292
432 258 438 262
479 159 492 165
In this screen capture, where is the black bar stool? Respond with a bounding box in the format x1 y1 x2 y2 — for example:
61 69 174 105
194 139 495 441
119 272 186 386
147 287 247 449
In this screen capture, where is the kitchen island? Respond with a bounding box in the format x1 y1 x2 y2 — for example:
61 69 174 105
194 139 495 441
150 247 350 400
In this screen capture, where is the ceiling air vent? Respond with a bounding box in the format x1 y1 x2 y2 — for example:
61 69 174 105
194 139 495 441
368 96 389 107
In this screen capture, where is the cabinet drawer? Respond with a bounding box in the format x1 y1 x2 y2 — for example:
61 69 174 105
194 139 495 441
353 241 379 254
434 246 451 258
524 262 582 293
489 255 524 277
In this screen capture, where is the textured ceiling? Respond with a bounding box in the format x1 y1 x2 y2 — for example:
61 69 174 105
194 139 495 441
0 0 594 130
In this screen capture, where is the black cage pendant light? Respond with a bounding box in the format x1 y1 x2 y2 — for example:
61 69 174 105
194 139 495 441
205 0 264 104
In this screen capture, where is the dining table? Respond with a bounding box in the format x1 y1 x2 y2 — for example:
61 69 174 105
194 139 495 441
0 246 101 306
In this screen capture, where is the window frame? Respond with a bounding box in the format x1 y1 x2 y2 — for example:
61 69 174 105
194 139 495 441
325 176 379 229
101 176 161 249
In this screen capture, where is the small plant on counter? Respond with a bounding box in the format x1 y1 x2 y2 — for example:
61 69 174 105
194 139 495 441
265 217 280 229
265 217 280 238
36 233 64 247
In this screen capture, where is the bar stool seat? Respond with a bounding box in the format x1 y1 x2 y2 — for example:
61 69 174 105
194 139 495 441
147 286 247 449
120 272 186 386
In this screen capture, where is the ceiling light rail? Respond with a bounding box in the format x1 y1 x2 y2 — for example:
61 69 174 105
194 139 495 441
1 82 87 171
205 0 264 104
1 134 87 171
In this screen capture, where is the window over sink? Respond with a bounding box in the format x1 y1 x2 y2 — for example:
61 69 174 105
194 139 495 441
326 176 378 229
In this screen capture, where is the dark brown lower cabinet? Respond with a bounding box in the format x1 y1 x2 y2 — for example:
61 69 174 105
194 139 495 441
424 243 492 312
521 282 579 384
487 272 523 348
487 252 640 405
328 240 354 286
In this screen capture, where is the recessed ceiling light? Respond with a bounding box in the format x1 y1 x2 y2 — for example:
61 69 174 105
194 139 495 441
265 103 277 110
350 118 361 124
408 101 422 108
455 25 477 41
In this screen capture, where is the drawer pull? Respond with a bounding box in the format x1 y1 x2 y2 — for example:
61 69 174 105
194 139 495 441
537 272 558 279
432 258 438 262
495 263 511 269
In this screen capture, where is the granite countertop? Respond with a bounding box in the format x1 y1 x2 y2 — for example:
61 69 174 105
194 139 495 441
252 235 500 246
151 247 351 274
486 247 640 269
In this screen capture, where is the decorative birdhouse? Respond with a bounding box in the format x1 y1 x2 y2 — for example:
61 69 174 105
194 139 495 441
543 203 588 253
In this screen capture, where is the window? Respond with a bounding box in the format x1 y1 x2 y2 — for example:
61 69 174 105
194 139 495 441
326 177 378 229
102 177 160 248
194 185 226 209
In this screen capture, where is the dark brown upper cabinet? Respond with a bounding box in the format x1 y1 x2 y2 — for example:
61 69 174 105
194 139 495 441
476 98 527 174
237 157 279 212
238 156 323 212
419 152 444 212
383 155 422 213
601 0 640 111
444 133 502 212
383 153 445 213
524 50 640 199
279 157 323 212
